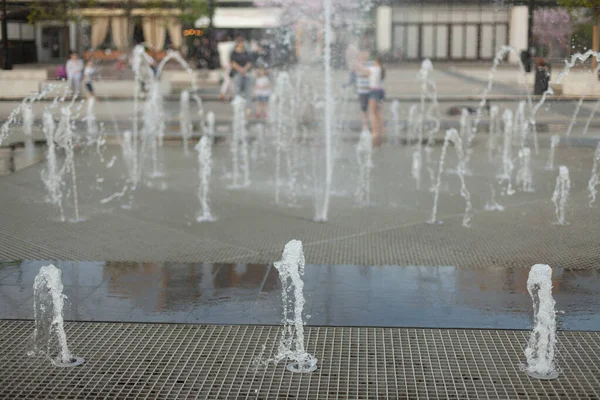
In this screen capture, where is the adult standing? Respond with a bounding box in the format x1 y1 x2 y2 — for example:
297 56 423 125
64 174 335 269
230 38 253 101
66 51 84 95
218 35 235 101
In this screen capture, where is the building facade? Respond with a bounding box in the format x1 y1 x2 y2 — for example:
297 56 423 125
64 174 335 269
376 3 529 62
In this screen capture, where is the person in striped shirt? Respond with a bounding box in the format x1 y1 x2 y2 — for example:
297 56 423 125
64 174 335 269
355 50 372 131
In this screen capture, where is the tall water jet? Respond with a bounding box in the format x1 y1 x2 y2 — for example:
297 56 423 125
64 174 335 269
412 150 422 190
22 103 35 161
314 0 334 222
522 264 559 380
195 135 214 222
40 110 65 221
230 96 249 188
180 90 193 156
450 130 473 227
565 97 584 139
203 110 215 140
499 109 515 195
459 108 474 173
514 100 528 149
85 97 97 141
121 130 136 187
516 147 534 192
487 105 500 162
407 104 419 144
355 129 373 206
54 106 80 222
552 166 570 226
390 100 400 144
545 135 560 171
583 99 600 137
273 240 317 373
28 264 84 367
587 142 600 207
427 129 455 225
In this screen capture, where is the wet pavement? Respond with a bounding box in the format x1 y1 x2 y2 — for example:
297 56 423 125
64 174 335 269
2 260 600 331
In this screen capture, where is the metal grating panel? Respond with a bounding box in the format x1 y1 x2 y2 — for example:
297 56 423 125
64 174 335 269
1 320 600 399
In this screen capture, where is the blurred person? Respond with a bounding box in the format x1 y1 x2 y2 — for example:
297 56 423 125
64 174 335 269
218 36 236 101
83 59 96 99
355 50 372 131
66 51 84 94
358 56 385 145
254 66 271 119
231 39 253 101
198 37 215 69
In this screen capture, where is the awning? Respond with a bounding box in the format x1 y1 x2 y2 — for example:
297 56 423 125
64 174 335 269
195 8 282 29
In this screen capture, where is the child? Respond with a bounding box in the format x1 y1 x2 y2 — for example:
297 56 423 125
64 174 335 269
254 67 271 119
83 60 96 99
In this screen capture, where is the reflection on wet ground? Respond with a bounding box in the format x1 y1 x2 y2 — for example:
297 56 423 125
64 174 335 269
1 260 599 330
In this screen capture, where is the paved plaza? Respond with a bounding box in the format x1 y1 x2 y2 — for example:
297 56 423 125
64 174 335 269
2 64 600 399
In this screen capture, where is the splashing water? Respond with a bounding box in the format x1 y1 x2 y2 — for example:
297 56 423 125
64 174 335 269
545 135 560 171
521 264 559 380
196 135 214 222
552 166 570 226
487 106 500 162
203 111 215 139
22 103 35 161
587 142 600 207
583 99 600 137
412 150 422 191
484 184 504 211
499 109 515 195
458 108 474 173
28 265 84 367
565 97 584 139
390 100 400 144
230 96 249 188
143 83 166 179
427 129 455 225
180 90 193 156
516 147 534 192
273 240 317 373
449 130 473 227
40 111 65 221
54 105 81 222
355 129 373 206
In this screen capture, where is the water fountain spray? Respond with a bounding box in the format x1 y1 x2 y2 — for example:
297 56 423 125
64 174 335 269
587 142 600 207
487 106 500 162
484 184 504 211
499 109 515 195
230 95 249 188
552 166 570 226
29 265 84 367
428 129 471 225
522 264 559 380
273 240 317 373
565 97 584 139
54 106 81 222
40 111 65 221
355 129 373 206
195 135 214 222
180 90 193 156
516 147 534 192
583 99 600 137
22 103 35 161
314 0 334 222
204 111 215 140
85 97 97 141
545 135 560 171
412 150 422 191
390 100 400 144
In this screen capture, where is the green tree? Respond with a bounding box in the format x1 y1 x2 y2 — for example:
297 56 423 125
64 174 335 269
557 0 600 66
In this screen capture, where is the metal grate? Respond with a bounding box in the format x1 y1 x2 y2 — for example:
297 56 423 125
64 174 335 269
1 320 600 399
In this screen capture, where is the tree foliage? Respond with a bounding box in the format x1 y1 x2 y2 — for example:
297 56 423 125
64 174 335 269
533 8 572 56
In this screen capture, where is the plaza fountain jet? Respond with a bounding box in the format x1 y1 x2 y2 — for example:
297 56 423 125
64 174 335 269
28 265 84 367
522 264 559 380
